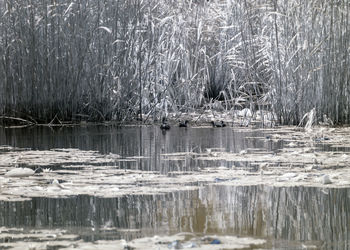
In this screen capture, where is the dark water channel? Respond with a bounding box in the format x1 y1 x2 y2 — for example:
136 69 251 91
0 125 276 172
0 126 349 249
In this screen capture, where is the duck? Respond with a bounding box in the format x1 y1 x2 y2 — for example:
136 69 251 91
160 117 170 130
5 167 43 177
179 120 189 127
211 121 226 127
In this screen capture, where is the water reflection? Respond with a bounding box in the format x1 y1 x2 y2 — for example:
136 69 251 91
1 126 349 249
204 185 350 249
0 126 278 173
0 185 348 248
0 125 269 154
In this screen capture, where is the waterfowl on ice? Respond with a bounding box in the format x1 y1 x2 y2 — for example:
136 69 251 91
5 167 43 177
160 117 170 130
211 121 226 127
179 120 189 127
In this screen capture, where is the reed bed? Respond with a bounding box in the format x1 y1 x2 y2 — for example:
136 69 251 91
0 0 348 125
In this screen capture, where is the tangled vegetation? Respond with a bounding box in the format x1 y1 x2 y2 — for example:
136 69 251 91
0 0 349 125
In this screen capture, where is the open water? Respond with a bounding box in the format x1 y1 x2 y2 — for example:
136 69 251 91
0 125 349 249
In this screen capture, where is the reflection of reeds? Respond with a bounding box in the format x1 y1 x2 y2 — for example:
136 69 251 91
0 185 346 248
203 185 349 248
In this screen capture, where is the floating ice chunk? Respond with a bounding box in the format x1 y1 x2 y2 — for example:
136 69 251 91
217 166 229 170
321 175 332 184
52 179 67 189
183 242 198 248
239 150 247 155
287 142 297 147
277 172 298 182
5 168 35 177
168 240 182 249
281 173 297 178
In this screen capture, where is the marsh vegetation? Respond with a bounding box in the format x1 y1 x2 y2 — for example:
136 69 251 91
0 0 349 125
